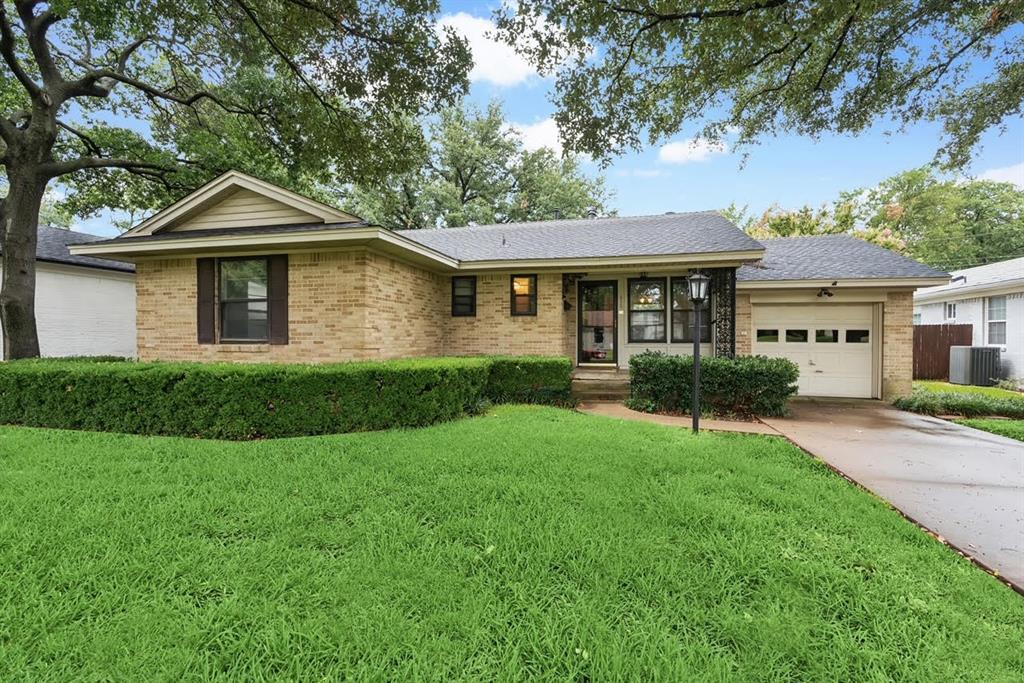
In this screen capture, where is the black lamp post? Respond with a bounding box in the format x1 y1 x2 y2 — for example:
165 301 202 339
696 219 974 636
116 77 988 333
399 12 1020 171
686 272 711 433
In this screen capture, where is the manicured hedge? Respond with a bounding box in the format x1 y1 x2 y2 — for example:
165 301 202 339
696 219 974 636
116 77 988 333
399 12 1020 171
627 351 799 417
894 390 1024 419
485 356 573 404
0 355 572 439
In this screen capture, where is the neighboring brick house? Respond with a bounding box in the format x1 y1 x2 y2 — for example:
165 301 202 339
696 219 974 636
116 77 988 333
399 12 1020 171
71 171 948 399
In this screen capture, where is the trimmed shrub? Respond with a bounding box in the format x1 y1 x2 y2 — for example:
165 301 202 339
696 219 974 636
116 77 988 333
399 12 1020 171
894 390 1024 419
484 356 573 405
0 355 572 439
627 351 799 417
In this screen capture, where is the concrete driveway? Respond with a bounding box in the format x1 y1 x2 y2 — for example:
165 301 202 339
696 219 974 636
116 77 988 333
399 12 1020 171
761 399 1024 590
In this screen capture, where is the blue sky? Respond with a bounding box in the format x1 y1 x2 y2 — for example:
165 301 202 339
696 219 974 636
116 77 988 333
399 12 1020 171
77 0 1024 235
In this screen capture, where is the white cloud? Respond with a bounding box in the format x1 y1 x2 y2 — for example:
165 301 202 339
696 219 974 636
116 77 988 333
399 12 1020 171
511 117 562 153
977 162 1024 188
437 12 537 87
658 138 728 164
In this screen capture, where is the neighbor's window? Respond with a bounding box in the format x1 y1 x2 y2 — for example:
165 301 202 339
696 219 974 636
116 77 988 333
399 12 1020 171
945 302 957 320
510 275 537 316
756 329 779 342
913 313 922 325
846 329 870 343
816 329 839 343
670 278 710 343
785 329 809 343
452 276 477 317
988 296 1007 345
628 278 666 343
219 258 269 341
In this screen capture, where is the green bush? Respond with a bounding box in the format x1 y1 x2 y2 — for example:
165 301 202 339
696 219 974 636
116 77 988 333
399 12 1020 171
0 356 572 439
484 356 573 405
894 390 1024 419
627 351 799 417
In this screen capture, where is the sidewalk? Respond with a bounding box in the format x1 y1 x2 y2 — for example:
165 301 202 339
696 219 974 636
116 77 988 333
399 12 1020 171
577 401 779 435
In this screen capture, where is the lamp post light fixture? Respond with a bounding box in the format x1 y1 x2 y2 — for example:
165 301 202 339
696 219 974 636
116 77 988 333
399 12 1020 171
686 272 711 434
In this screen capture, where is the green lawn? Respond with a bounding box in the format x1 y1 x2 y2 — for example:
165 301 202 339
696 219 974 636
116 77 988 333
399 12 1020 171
915 380 1024 401
956 418 1024 442
1 407 1021 680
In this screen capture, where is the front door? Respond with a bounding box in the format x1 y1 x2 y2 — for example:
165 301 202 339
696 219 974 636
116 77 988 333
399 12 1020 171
578 281 618 364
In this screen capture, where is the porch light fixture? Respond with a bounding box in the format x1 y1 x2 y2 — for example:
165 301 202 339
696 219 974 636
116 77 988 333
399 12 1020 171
686 272 711 434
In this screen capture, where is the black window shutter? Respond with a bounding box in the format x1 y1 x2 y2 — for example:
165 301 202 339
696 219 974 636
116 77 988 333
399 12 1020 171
268 254 289 345
196 258 216 344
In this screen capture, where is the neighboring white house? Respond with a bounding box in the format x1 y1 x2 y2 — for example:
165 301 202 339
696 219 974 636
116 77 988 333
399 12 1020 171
914 256 1024 379
0 226 136 358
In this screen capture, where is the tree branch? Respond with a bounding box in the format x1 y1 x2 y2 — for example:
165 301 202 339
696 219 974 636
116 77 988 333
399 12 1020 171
0 4 40 97
228 0 339 118
40 156 173 179
815 6 858 92
15 1 61 88
600 0 790 24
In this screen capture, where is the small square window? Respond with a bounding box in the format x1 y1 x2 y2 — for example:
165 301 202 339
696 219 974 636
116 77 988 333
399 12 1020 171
816 329 839 343
846 329 870 343
756 329 779 342
785 329 809 343
510 275 537 316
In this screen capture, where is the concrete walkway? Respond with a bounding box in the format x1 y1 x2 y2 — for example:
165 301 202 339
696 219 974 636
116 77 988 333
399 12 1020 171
762 399 1024 590
577 401 778 435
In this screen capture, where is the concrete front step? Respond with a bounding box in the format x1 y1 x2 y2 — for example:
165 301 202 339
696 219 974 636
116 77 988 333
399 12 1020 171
571 368 630 400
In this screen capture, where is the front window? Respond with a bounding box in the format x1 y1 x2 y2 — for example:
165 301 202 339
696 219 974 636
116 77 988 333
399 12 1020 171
510 275 537 316
670 278 710 343
988 296 1007 345
219 258 269 341
628 278 666 343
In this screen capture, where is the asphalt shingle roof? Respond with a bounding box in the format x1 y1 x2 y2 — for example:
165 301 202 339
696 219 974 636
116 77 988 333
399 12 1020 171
396 212 763 262
737 235 948 281
11 225 135 273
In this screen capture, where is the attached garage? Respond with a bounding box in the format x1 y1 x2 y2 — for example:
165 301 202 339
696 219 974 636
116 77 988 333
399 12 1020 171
751 303 878 399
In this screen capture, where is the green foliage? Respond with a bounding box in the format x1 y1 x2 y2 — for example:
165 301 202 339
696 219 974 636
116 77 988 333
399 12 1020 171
894 390 1024 419
345 101 610 228
955 418 1024 442
0 356 572 439
2 1 472 217
495 2 1023 168
627 351 799 417
484 356 573 405
914 380 1024 401
725 201 907 252
847 167 1024 270
2 406 1022 680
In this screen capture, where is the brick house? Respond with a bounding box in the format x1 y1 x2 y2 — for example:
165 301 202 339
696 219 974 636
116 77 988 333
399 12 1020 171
71 171 948 399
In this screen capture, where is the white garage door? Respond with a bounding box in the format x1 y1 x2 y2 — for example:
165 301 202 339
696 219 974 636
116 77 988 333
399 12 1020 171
752 304 875 398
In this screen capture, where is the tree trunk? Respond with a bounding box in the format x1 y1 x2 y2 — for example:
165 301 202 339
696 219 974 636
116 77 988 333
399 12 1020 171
0 171 45 359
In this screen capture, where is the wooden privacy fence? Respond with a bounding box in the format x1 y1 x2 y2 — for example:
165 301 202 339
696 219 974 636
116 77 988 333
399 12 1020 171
913 324 973 380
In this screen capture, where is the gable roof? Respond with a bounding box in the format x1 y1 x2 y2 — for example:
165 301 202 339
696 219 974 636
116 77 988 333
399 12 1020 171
123 170 358 236
737 235 948 283
914 256 1024 302
7 226 135 273
397 212 764 263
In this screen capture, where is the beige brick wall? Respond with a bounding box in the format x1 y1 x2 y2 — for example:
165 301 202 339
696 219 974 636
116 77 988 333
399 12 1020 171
136 252 574 362
883 290 914 399
446 272 573 357
735 292 752 356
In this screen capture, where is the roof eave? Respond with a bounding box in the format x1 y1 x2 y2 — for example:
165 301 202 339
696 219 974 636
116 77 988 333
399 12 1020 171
456 248 765 271
913 277 1024 303
738 276 951 289
68 227 460 271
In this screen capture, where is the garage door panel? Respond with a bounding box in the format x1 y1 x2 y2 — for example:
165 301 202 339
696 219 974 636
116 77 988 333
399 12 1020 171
752 303 875 399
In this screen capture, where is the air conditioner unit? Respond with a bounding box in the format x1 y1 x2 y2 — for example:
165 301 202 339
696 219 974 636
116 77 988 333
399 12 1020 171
949 346 1001 386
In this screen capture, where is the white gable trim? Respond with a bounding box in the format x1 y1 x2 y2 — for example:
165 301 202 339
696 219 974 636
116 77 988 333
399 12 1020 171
124 170 359 236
